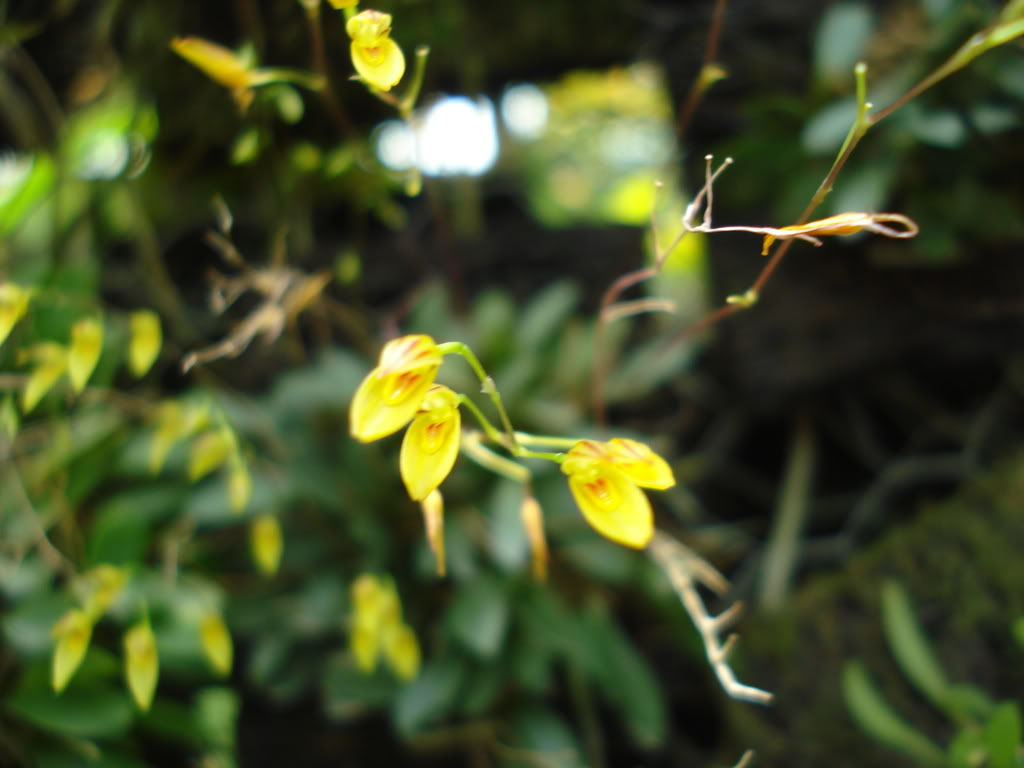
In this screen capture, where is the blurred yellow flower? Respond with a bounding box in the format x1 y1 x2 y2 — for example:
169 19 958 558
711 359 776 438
68 316 103 394
171 36 256 111
346 10 405 92
349 574 418 679
0 283 31 347
561 438 674 549
328 0 359 8
350 334 442 442
18 342 67 413
51 609 93 693
420 489 445 576
200 612 233 677
128 310 162 378
124 620 159 711
81 564 128 620
382 623 420 681
400 385 461 501
251 514 283 577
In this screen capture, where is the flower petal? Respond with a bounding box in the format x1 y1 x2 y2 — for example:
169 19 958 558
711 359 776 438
566 462 653 549
606 438 675 490
350 38 405 92
400 386 460 501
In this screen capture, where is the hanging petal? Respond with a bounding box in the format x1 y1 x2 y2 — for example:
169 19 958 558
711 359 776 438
68 316 103 393
128 310 162 378
123 620 159 711
400 386 460 501
51 609 93 693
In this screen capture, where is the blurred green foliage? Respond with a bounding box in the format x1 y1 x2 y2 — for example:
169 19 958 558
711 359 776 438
2 0 1023 766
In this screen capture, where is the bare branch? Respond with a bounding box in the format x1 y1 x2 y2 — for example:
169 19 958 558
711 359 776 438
649 532 774 705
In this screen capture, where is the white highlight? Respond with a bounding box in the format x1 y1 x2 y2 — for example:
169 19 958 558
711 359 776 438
374 96 500 177
500 83 548 140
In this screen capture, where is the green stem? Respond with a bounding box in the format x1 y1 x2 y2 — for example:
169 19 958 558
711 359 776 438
461 430 531 483
439 341 517 446
513 432 579 449
398 45 430 119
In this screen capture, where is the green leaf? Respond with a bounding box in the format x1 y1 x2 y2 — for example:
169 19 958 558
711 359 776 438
6 686 134 739
447 573 510 658
577 609 666 749
324 656 399 718
880 581 949 712
983 701 1022 768
1012 617 1024 650
501 708 585 768
842 660 945 765
393 656 465 736
486 479 530 571
518 281 579 353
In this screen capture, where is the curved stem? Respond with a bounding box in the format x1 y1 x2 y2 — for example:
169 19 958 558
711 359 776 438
439 342 517 447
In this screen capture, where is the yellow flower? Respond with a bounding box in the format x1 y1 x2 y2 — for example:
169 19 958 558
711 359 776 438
349 573 403 674
128 310 162 378
328 0 359 8
123 620 159 711
0 283 32 347
68 316 103 394
420 489 445 576
18 342 68 413
199 612 233 677
251 514 283 577
400 385 460 501
350 334 442 442
346 10 405 92
561 439 675 549
51 609 93 693
170 36 256 111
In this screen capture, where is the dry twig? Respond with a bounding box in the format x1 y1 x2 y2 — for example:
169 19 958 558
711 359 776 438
649 532 773 705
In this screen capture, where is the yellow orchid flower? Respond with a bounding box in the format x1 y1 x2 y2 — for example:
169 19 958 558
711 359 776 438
346 10 405 92
68 316 103 394
170 36 257 111
0 283 32 347
400 385 460 501
18 342 68 413
123 620 159 711
51 609 93 693
560 438 673 549
350 334 442 442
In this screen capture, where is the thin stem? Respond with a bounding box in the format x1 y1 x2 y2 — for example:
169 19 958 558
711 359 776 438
461 430 531 484
398 45 431 119
458 394 505 445
513 432 579 449
439 342 517 447
676 0 730 139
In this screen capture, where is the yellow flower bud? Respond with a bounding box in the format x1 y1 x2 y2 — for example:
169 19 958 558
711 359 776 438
0 283 31 347
227 456 251 514
250 514 283 577
199 612 233 677
346 10 405 92
520 495 549 581
18 342 67 413
81 564 128 620
350 335 442 442
189 428 233 482
170 36 255 111
420 489 445 577
123 620 159 711
400 386 460 501
68 316 103 394
128 310 162 378
51 609 93 693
